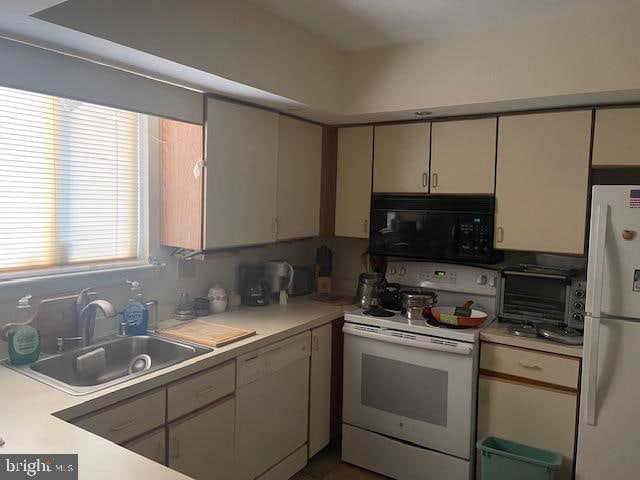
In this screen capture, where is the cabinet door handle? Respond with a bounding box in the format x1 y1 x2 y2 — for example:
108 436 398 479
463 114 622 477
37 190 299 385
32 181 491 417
312 335 319 352
518 362 541 370
422 172 428 188
273 220 278 235
171 436 180 459
496 227 504 243
363 219 369 234
432 173 438 188
195 385 217 396
109 419 135 432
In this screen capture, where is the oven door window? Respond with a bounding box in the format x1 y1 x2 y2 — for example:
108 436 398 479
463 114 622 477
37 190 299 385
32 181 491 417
502 275 567 321
362 354 448 426
369 210 457 258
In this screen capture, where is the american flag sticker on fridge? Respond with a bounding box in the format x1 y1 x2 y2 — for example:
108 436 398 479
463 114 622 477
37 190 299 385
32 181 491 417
630 189 640 208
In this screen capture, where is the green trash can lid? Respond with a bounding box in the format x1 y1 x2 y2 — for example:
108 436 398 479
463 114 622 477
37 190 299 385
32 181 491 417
476 437 562 469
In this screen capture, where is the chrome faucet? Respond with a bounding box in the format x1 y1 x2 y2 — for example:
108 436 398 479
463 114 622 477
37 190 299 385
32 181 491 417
75 288 118 347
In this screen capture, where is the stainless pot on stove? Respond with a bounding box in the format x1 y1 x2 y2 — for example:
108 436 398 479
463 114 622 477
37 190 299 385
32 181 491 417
356 272 383 309
402 290 438 320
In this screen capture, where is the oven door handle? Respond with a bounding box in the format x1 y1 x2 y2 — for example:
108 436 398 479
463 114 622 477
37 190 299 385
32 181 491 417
343 324 473 355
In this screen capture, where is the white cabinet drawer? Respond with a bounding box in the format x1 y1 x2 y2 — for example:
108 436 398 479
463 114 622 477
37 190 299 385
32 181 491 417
73 389 165 444
167 361 235 421
480 343 580 389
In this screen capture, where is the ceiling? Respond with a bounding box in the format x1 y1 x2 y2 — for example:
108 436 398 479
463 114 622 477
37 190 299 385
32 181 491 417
250 0 639 51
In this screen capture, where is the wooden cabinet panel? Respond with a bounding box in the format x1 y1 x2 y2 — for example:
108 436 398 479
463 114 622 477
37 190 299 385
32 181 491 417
373 123 430 193
276 116 323 239
431 118 496 194
124 428 166 465
204 98 278 249
481 343 580 389
309 323 332 457
167 361 235 421
478 376 577 480
168 397 235 480
160 118 204 250
495 110 591 254
335 126 373 238
73 389 165 444
593 107 640 167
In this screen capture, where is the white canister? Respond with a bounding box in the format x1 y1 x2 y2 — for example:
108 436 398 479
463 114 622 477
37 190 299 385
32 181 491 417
207 284 228 313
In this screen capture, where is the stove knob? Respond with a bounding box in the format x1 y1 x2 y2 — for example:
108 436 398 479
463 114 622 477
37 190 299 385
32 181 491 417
476 274 487 285
573 313 584 322
575 290 585 298
488 276 497 287
389 267 397 275
399 267 406 276
573 302 584 310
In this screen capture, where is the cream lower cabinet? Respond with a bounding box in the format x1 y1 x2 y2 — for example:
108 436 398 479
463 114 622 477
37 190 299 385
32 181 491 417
308 323 333 458
124 428 166 465
168 396 236 480
430 118 497 194
494 110 591 254
276 115 322 240
335 126 373 238
373 122 430 193
593 106 640 167
478 343 580 480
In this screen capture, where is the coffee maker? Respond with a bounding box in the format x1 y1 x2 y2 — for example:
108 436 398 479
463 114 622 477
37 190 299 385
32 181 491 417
238 264 269 306
266 260 294 305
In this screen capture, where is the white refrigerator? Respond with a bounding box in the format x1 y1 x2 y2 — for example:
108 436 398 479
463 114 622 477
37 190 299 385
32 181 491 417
577 185 640 480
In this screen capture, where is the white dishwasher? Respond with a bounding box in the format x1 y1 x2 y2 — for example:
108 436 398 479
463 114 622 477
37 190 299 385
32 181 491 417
235 332 311 480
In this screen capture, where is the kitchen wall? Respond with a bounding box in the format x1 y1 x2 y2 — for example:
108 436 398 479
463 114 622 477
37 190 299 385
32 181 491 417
344 4 640 115
33 0 345 114
0 117 319 359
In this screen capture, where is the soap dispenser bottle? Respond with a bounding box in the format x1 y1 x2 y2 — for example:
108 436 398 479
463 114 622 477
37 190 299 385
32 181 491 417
123 280 148 335
7 295 40 365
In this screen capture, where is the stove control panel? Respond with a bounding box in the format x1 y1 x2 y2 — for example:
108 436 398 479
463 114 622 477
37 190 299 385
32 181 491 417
386 261 498 297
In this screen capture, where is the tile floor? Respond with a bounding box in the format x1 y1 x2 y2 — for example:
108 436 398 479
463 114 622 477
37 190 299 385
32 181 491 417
291 441 389 480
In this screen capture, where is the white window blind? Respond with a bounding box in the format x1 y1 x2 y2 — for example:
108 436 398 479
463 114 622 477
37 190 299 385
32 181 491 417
0 85 141 275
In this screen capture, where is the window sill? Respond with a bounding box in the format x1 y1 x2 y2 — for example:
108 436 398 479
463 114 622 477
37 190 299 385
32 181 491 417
0 262 163 303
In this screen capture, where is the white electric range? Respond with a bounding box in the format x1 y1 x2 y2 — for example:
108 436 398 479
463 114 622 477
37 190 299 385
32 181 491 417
342 261 498 480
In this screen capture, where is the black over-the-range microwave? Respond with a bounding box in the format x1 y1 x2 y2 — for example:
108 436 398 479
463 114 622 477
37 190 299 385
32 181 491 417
368 195 503 264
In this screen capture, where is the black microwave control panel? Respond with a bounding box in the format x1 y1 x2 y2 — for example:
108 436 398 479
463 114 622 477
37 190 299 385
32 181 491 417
457 215 493 260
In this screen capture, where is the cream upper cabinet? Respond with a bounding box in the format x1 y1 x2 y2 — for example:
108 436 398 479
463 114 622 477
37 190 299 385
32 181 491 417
204 98 278 249
276 116 322 240
495 110 591 254
430 118 497 194
335 126 373 238
373 123 430 193
593 107 640 167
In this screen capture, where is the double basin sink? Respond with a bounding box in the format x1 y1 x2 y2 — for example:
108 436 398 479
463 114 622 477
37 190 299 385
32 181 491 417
5 334 211 395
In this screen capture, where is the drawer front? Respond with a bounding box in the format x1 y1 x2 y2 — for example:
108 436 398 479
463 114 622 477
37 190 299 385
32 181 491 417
167 361 235 421
480 343 580 388
74 389 165 444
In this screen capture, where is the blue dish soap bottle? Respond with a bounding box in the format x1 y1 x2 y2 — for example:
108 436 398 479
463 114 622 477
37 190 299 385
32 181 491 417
7 295 40 365
123 280 148 335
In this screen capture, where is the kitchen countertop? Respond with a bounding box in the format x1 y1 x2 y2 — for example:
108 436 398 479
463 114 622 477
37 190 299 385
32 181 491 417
480 321 583 358
0 298 348 479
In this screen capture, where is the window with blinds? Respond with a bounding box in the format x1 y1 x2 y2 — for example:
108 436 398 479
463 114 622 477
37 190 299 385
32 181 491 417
0 85 142 276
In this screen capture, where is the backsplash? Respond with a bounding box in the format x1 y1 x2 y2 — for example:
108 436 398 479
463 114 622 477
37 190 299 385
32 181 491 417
0 239 318 360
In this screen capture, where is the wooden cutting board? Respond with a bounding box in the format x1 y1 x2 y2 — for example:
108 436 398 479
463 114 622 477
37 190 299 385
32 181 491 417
159 320 256 348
